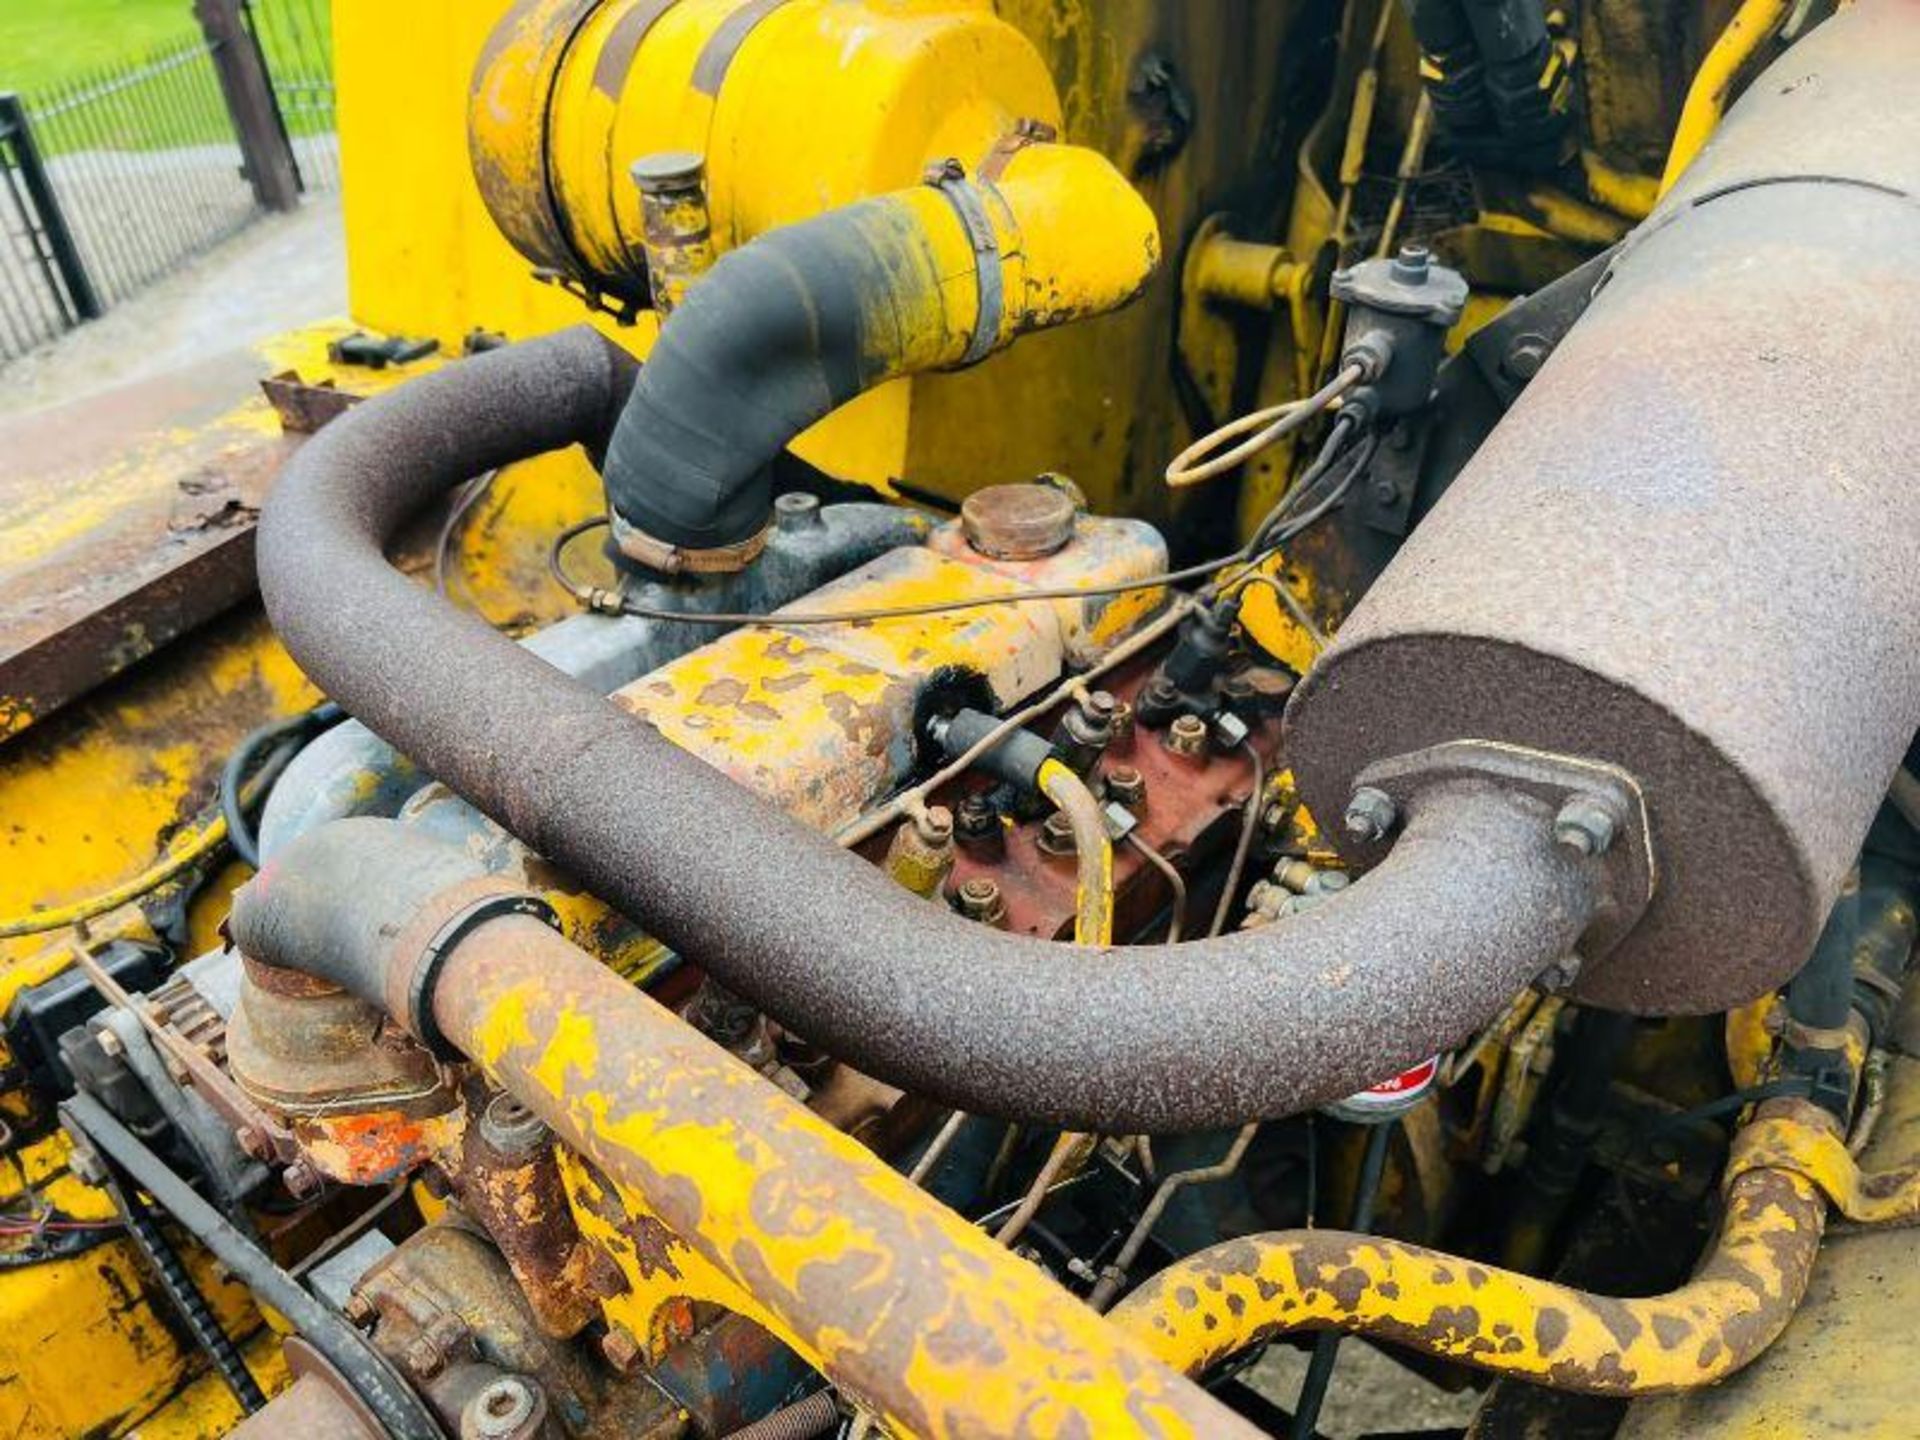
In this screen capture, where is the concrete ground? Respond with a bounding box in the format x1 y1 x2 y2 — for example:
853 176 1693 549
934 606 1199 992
0 187 345 416
1250 1341 1482 1438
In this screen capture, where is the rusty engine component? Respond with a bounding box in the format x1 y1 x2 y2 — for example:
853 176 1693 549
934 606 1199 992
1287 0 1920 1014
15 1 1920 1436
251 325 1615 1133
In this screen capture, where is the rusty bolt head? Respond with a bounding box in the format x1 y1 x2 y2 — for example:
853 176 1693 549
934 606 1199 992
94 1026 125 1060
1164 714 1208 757
1554 795 1620 857
1081 689 1119 722
1106 765 1146 807
463 1376 540 1440
954 877 1007 927
283 1159 324 1201
1108 698 1136 744
342 1293 377 1329
600 1325 644 1375
406 1335 447 1381
1038 810 1078 855
235 1125 273 1162
1343 786 1398 843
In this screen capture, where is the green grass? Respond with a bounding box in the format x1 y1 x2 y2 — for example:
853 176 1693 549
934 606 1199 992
0 0 333 151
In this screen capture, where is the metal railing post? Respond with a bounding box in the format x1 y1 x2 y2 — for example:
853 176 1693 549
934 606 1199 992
192 0 300 213
0 92 102 322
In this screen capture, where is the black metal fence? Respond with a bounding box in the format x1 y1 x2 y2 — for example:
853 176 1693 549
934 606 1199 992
248 0 339 194
0 0 337 366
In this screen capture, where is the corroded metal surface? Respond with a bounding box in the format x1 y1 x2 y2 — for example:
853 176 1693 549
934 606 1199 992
0 352 291 739
427 912 1262 1439
1286 0 1920 1012
251 330 1608 1131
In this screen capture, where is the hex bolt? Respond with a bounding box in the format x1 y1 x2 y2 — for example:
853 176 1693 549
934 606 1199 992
1038 810 1078 854
600 1325 644 1374
406 1335 447 1381
954 877 1007 927
464 1376 539 1440
914 804 954 846
953 795 1002 853
283 1159 324 1201
1503 332 1552 382
235 1125 273 1162
1164 713 1208 757
94 1027 125 1060
1106 765 1146 807
1554 795 1620 857
1107 698 1136 745
1343 786 1398 843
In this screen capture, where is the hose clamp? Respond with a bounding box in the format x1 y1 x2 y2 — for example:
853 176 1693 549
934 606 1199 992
609 510 771 574
923 159 1004 367
409 892 561 1061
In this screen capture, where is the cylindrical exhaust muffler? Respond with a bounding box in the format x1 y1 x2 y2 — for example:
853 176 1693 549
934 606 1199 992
1286 0 1920 1012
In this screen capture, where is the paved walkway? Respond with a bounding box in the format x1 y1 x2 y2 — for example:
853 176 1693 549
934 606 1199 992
0 189 345 416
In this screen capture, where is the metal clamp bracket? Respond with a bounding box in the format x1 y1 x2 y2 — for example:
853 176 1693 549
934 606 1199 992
1349 739 1656 976
923 159 1004 366
409 892 561 1061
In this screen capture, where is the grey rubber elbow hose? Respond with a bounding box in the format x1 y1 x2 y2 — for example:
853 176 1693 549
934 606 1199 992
597 146 1160 563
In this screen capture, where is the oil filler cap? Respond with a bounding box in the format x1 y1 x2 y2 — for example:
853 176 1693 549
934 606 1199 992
961 480 1078 559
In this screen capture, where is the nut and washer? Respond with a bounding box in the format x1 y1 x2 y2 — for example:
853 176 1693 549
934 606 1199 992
954 877 1007 927
1164 714 1209 757
1554 794 1621 857
1343 785 1399 843
1106 765 1147 807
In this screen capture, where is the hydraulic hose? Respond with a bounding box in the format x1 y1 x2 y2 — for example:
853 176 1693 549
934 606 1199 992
1110 1105 1833 1396
253 328 1606 1134
230 823 1260 1440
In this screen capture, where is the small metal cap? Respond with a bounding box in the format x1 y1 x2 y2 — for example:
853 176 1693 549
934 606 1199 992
1390 243 1431 284
479 1091 550 1157
1039 810 1079 855
463 1375 541 1440
629 150 706 195
960 483 1077 559
773 491 823 532
1343 786 1398 843
1554 795 1620 857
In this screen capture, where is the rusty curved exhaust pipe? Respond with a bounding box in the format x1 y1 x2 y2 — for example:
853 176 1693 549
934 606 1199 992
253 322 1603 1134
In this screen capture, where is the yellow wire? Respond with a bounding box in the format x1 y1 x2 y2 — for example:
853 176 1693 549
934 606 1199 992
0 808 234 940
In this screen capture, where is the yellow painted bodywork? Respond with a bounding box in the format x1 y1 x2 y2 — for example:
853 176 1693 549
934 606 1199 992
1659 0 1794 195
440 922 1253 1438
0 319 608 1436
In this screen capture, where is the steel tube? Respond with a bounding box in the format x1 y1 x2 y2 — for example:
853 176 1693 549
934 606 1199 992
254 327 1603 1134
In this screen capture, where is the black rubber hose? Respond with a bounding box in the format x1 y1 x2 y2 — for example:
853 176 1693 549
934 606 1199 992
220 702 345 868
600 195 961 552
252 328 1603 1134
60 1092 441 1439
